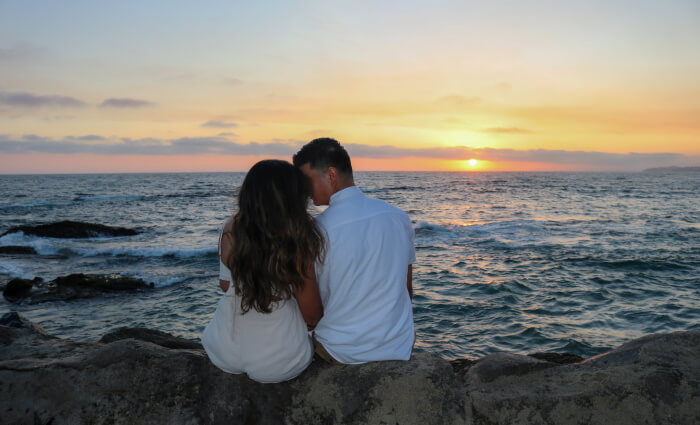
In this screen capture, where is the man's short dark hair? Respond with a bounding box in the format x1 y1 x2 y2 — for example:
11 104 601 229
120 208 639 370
293 138 353 176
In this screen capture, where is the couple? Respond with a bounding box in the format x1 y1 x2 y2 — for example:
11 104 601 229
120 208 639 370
202 138 415 383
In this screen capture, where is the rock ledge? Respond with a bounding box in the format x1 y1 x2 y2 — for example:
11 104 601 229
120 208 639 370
1 313 698 425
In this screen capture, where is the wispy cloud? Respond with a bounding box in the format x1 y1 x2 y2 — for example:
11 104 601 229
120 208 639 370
481 127 533 134
99 98 156 108
0 134 298 156
201 120 238 129
0 134 696 171
434 95 481 107
0 90 86 108
0 43 46 61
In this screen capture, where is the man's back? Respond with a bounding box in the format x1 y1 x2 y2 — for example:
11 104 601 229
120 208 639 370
313 186 415 364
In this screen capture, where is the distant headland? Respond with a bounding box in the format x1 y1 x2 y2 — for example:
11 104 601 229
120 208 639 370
642 166 700 173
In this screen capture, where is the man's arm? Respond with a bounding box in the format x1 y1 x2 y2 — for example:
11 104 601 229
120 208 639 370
406 264 413 300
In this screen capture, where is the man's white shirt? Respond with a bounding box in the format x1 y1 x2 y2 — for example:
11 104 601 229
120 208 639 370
313 186 416 364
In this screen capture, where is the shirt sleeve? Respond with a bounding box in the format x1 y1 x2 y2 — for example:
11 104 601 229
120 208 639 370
405 214 416 264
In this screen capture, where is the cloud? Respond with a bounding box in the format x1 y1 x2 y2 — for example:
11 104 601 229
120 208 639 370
217 132 238 138
221 76 243 85
0 134 696 171
0 134 299 156
481 127 533 134
343 144 696 170
201 120 238 129
0 90 86 108
0 43 46 61
434 95 481 107
99 98 156 108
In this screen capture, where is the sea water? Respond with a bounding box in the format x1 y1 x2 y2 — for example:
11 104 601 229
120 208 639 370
0 172 698 359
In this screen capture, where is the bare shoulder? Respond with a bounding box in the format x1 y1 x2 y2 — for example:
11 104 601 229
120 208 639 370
220 217 234 260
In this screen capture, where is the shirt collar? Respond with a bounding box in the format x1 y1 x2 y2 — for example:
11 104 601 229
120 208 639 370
329 185 362 205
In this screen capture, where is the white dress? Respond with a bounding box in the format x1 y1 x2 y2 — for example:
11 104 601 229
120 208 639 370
201 240 313 383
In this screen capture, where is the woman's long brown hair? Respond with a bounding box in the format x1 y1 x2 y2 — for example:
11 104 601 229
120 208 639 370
224 160 324 313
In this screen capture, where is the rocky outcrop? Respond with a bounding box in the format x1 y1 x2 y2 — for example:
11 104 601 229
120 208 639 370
1 220 139 238
0 245 37 254
0 312 698 425
3 273 154 304
100 327 203 350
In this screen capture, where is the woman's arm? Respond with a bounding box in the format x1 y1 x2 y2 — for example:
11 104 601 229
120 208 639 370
218 219 234 292
292 264 323 330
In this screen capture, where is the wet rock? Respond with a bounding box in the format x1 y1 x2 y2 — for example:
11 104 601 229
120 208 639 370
529 351 584 364
464 331 700 424
1 220 139 238
3 277 43 301
100 327 203 350
0 245 38 254
3 273 154 304
1 314 698 424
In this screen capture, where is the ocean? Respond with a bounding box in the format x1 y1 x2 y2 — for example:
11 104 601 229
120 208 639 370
1 171 698 360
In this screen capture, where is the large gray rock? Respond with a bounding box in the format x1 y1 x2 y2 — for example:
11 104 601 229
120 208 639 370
0 313 462 425
463 332 700 424
3 273 154 304
1 220 139 238
1 312 698 425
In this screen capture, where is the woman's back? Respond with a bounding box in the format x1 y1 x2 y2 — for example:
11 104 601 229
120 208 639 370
201 160 323 383
202 257 313 383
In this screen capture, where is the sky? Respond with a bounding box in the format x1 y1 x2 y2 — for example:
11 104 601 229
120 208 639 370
1 0 699 173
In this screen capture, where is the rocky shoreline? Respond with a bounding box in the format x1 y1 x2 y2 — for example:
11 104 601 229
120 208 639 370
1 312 697 424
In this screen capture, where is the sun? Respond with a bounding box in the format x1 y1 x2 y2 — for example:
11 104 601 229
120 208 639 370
467 159 478 167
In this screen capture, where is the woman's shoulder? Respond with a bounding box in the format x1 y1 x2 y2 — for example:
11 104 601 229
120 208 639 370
222 217 234 233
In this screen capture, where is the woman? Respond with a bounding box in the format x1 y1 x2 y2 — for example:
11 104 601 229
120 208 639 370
202 160 325 383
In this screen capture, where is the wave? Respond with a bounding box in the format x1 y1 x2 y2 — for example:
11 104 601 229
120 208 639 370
73 194 143 202
0 233 217 260
86 246 218 259
0 200 72 209
121 272 192 288
0 261 34 279
363 186 421 194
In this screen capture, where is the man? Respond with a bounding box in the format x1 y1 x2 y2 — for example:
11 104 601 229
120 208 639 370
293 138 415 364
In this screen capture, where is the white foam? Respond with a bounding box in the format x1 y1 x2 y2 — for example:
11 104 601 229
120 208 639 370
0 233 216 259
0 261 34 279
122 272 190 288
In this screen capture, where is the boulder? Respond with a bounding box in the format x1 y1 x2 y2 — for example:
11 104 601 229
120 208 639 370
1 313 698 425
0 313 462 425
2 277 43 301
1 220 139 238
463 332 700 424
0 245 38 254
100 327 203 350
3 273 154 304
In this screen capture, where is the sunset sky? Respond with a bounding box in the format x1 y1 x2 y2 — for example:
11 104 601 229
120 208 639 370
1 0 698 173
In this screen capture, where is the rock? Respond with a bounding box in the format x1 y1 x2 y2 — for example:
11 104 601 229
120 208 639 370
0 245 38 254
464 331 700 424
3 273 154 304
0 314 698 424
0 313 462 425
100 327 203 350
528 352 584 364
1 220 139 238
3 277 43 301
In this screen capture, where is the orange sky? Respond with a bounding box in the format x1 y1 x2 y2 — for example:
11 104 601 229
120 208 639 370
1 1 698 173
